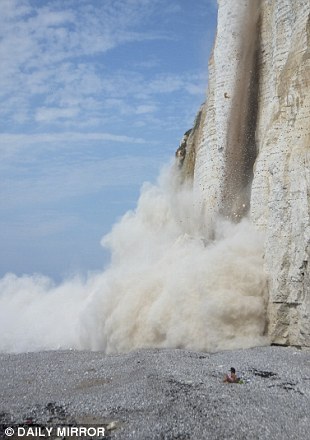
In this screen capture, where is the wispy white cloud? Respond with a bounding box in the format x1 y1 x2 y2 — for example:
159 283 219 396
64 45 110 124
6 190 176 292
35 107 80 122
0 131 146 163
1 155 162 210
0 212 80 241
0 0 208 131
0 0 174 128
135 105 157 115
0 0 217 278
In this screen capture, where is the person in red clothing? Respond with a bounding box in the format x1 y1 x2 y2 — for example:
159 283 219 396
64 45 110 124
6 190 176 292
223 367 239 383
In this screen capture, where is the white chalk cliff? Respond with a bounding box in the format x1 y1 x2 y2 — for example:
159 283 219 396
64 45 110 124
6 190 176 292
180 0 310 346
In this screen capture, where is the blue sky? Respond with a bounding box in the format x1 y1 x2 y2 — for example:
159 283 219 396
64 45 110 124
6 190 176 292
0 0 218 281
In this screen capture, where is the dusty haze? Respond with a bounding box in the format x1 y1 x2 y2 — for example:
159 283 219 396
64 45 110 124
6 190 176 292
0 166 269 353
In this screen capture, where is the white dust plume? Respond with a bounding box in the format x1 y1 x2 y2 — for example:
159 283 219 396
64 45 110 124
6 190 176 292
0 166 269 353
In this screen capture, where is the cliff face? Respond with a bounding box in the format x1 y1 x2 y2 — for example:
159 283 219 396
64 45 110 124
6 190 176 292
251 0 310 346
184 0 310 346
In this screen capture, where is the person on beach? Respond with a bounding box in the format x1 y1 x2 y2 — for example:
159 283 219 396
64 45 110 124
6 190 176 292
223 367 239 383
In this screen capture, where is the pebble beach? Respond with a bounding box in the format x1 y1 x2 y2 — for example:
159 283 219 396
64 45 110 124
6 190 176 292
0 346 309 439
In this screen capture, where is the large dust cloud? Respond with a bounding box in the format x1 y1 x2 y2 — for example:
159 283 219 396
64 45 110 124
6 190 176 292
0 166 269 353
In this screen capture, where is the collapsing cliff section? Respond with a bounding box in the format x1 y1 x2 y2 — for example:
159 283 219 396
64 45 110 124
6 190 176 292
192 0 262 237
175 104 206 184
185 0 309 346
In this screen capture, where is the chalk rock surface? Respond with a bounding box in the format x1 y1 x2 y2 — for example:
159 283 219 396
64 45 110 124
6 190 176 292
185 0 310 346
0 347 309 439
251 0 310 347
